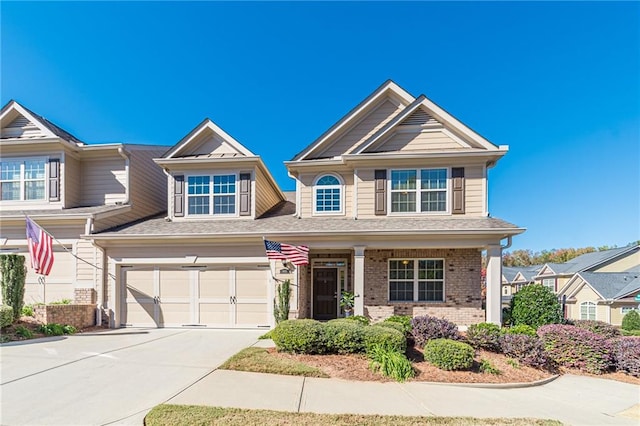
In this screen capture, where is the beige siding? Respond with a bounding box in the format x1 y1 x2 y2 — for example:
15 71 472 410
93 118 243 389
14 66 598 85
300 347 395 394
127 148 167 218
80 158 127 206
298 173 314 218
356 169 375 218
182 133 242 156
567 285 601 321
64 154 81 208
298 171 352 218
312 99 402 159
375 130 466 153
610 303 638 326
255 167 282 218
76 238 98 285
465 165 485 215
594 250 640 272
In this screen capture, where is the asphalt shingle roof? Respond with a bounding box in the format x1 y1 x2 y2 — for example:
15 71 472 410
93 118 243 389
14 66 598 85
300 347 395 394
0 205 127 219
578 272 640 300
545 245 639 275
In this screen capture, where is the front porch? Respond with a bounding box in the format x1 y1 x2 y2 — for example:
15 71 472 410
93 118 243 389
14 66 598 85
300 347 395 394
295 246 504 326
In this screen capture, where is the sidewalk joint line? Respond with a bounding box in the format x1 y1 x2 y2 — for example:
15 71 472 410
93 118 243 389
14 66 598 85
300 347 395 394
297 376 306 413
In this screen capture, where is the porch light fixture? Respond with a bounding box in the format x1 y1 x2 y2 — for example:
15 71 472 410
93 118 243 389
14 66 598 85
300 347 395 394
402 259 410 265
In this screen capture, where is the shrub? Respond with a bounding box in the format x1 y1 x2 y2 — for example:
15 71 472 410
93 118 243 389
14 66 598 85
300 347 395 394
15 325 34 339
368 344 415 382
259 330 273 340
345 315 370 326
622 310 640 331
49 299 72 305
363 326 406 354
21 305 34 317
502 306 513 327
63 325 77 334
622 329 640 337
383 315 412 334
0 254 26 322
411 315 461 347
502 324 537 337
372 321 405 334
537 324 614 374
323 320 365 354
572 320 620 339
273 279 291 324
0 305 14 328
510 285 562 329
479 359 501 375
500 334 549 369
271 319 324 354
612 337 640 377
465 322 501 352
38 323 66 336
424 339 474 371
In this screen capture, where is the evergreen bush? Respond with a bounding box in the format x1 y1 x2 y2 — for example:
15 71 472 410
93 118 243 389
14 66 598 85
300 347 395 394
271 319 324 354
502 324 537 337
273 279 291 324
424 339 475 371
510 285 562 329
363 326 406 354
622 310 640 331
0 305 14 328
0 254 26 323
383 315 413 334
465 322 501 352
372 321 405 334
323 320 365 354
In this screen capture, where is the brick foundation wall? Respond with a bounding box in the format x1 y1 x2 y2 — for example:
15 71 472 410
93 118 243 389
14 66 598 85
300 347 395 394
364 248 484 326
34 304 96 329
74 288 97 304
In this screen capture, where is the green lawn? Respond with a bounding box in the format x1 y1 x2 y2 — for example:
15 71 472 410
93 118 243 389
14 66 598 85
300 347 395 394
145 405 562 426
219 347 328 377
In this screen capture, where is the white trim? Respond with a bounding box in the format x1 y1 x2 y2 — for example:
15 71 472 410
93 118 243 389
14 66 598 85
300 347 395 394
387 258 445 302
0 101 58 139
387 167 450 215
164 119 254 159
580 301 597 321
312 173 345 216
0 156 49 203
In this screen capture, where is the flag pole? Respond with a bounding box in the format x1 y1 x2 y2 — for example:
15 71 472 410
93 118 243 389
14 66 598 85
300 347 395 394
39 275 46 305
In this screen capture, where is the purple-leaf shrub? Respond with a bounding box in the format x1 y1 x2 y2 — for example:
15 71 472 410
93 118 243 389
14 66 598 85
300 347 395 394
500 334 550 369
572 320 620 339
613 337 640 377
537 324 614 374
410 315 461 348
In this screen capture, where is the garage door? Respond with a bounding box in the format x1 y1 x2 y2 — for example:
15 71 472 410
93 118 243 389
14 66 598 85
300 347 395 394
121 266 270 328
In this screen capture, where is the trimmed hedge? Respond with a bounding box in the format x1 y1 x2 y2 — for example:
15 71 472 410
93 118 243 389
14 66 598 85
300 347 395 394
613 337 640 377
572 320 620 339
424 339 474 371
622 310 640 331
411 315 460 347
323 320 365 354
372 321 405 334
363 326 406 354
0 304 13 328
465 322 501 352
271 319 325 354
537 324 614 374
383 315 413 334
500 334 549 369
345 315 370 326
502 324 537 337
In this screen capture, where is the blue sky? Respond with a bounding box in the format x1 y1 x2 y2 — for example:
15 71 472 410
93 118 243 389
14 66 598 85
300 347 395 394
2 1 638 253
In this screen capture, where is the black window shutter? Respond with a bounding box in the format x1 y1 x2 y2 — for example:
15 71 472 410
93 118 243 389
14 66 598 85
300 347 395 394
374 169 387 215
239 173 251 216
48 158 60 201
451 167 465 214
174 175 185 217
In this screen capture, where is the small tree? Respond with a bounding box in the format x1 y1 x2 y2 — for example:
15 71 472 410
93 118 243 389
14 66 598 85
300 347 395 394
510 284 562 329
622 310 640 331
0 254 26 323
273 279 291 324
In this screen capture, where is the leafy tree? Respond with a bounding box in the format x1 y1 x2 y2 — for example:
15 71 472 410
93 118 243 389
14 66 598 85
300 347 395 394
0 254 26 323
510 284 562 329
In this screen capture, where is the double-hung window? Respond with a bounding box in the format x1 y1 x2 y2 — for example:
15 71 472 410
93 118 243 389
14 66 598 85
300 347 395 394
389 259 444 302
187 174 236 216
313 174 342 214
0 158 46 201
542 278 555 292
390 168 447 213
580 301 596 320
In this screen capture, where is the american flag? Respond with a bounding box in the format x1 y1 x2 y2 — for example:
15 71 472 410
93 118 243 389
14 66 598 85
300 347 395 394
264 239 309 266
26 217 54 276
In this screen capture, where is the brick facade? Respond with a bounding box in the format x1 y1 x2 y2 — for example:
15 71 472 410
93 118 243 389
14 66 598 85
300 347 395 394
34 304 97 329
74 288 97 304
298 248 484 326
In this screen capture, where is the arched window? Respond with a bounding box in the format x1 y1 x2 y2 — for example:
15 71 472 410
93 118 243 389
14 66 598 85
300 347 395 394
313 174 342 214
580 301 596 320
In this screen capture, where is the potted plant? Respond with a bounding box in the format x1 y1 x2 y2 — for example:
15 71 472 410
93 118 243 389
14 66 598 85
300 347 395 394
340 291 355 317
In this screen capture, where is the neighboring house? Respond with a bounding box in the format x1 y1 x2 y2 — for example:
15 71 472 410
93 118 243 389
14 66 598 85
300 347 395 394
534 244 640 293
89 80 524 329
0 101 167 307
557 271 640 326
501 265 540 306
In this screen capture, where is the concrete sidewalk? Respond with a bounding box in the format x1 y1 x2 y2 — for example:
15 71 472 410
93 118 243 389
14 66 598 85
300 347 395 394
169 366 640 425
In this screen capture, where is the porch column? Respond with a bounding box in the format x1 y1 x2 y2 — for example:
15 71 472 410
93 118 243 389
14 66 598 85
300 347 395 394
354 246 366 316
486 244 502 325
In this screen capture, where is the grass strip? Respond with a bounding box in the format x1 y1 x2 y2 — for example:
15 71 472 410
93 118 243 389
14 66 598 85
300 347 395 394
219 347 328 378
146 405 562 426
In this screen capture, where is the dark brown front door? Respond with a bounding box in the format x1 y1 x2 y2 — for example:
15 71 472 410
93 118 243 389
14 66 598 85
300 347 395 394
313 268 338 320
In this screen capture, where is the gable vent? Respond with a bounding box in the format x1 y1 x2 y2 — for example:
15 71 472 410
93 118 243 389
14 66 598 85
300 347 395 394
401 109 438 126
6 115 34 129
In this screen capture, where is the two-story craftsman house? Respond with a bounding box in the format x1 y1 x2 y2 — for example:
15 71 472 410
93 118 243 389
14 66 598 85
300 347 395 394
90 81 524 329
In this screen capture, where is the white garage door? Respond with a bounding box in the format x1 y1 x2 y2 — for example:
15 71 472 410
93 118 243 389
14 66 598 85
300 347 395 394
121 266 271 328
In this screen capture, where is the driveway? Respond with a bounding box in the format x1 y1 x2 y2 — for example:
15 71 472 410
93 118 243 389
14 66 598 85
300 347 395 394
0 328 263 425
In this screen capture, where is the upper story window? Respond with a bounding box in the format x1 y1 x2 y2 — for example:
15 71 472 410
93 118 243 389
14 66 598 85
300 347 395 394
542 278 555 292
0 158 46 201
390 168 447 213
313 174 343 214
187 174 236 216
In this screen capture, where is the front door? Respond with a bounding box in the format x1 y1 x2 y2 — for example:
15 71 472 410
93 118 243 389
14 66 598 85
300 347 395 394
313 268 338 320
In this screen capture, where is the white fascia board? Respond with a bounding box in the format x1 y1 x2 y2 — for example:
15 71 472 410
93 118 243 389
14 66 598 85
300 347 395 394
164 119 254 159
1 102 58 139
154 156 261 166
342 149 507 164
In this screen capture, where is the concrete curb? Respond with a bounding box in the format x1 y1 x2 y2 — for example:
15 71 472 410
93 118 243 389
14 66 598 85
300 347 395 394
408 374 560 389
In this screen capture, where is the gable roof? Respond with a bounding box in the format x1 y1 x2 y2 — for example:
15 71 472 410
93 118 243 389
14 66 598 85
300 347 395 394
161 118 255 159
291 80 414 161
570 272 640 300
536 245 640 277
0 100 85 146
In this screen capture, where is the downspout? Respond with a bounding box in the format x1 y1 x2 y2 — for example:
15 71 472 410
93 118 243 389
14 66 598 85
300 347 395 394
85 216 103 327
117 147 131 205
501 236 512 250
